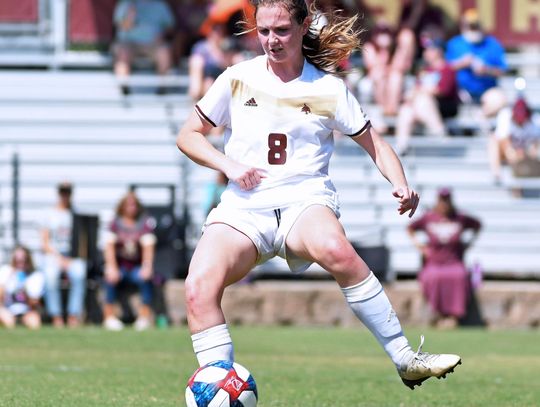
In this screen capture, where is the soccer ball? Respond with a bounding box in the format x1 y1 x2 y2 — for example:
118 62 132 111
185 360 258 407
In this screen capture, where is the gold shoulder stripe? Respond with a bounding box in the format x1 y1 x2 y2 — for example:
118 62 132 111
229 78 337 119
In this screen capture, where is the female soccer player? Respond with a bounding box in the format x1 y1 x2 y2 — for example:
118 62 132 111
177 0 461 390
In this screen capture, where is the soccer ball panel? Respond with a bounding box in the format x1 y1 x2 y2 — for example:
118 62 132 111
207 389 230 407
232 363 250 381
195 366 229 382
185 387 197 407
238 390 257 406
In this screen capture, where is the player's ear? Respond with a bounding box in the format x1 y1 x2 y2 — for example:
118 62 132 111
302 16 310 36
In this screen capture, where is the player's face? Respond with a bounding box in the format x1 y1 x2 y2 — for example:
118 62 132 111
256 5 308 67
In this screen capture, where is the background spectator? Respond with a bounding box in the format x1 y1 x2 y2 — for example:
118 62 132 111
102 191 157 331
398 0 454 57
188 21 235 101
362 23 408 118
0 245 45 329
41 183 86 328
445 8 507 118
113 0 175 94
170 0 211 65
407 188 481 329
489 96 540 183
395 38 459 155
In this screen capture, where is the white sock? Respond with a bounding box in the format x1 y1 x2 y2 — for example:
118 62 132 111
342 272 413 368
191 323 234 367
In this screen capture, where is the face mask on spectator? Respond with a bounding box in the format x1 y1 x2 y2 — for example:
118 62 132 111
463 30 483 44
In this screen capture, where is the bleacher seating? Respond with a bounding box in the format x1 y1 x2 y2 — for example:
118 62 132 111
0 69 539 280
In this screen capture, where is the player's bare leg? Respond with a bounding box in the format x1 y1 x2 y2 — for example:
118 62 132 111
287 205 461 389
186 223 258 366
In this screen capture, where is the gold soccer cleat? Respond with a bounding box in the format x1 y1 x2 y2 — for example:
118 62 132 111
398 335 462 390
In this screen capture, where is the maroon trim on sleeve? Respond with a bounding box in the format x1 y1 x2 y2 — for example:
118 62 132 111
346 120 371 137
195 104 217 128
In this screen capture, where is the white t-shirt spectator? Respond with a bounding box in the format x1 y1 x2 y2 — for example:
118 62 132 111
495 107 540 149
42 208 73 256
0 265 45 315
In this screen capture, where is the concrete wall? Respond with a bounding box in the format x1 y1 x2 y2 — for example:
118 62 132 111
165 280 540 329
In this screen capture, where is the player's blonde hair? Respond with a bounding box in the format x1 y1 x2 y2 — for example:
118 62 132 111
249 0 362 74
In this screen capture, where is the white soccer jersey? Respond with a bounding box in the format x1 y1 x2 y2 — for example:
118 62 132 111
196 55 370 209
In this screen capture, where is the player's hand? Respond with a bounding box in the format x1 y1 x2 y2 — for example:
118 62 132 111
392 186 419 218
226 163 266 191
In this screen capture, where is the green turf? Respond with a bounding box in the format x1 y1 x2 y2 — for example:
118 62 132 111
0 325 538 406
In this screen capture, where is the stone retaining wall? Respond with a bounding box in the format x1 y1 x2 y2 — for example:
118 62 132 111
164 280 540 329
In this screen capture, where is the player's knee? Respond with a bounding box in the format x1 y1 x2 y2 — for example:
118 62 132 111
315 235 358 271
185 272 219 316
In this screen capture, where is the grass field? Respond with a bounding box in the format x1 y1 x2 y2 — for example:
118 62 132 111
0 325 538 407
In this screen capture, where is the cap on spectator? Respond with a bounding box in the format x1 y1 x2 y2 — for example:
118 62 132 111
438 187 452 199
512 97 532 126
462 8 481 27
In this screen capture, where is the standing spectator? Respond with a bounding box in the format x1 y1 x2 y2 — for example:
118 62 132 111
445 8 507 117
0 245 45 329
395 38 459 155
489 97 540 183
408 188 481 329
113 0 175 94
102 191 157 331
41 183 87 328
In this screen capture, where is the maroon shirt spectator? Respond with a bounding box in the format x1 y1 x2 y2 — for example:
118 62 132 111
102 191 156 331
109 214 156 270
408 189 481 328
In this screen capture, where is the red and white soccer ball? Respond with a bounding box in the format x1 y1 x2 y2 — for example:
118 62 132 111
185 360 258 407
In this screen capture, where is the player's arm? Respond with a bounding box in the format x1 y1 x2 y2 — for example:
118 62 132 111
176 110 264 190
351 124 419 217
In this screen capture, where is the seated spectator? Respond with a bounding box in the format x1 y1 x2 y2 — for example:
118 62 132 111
102 191 157 331
362 23 411 117
113 0 175 94
489 96 540 183
445 8 507 119
41 182 87 328
0 245 45 329
188 21 235 101
395 38 459 155
407 188 481 329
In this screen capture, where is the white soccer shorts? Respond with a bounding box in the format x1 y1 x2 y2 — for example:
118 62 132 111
203 192 340 273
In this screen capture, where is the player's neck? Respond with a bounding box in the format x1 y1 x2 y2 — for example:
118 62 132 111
266 56 304 83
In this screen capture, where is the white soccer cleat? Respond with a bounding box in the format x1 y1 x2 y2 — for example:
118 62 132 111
103 316 124 331
398 335 461 390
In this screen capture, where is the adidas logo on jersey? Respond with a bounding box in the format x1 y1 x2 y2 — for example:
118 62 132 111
244 98 258 107
301 103 311 114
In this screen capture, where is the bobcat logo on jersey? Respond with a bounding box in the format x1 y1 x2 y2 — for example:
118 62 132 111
301 103 311 114
244 98 258 107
